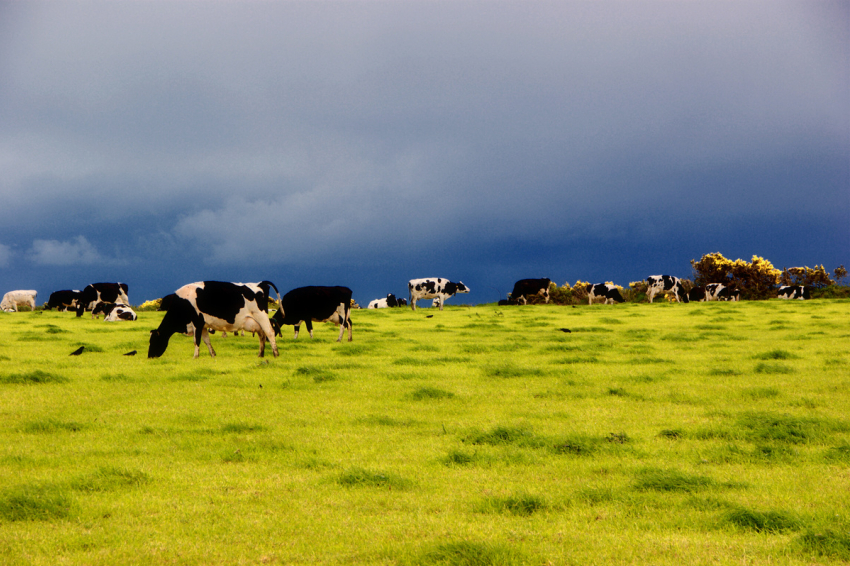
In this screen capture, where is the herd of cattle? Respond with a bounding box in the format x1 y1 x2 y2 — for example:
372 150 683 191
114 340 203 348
1 274 814 360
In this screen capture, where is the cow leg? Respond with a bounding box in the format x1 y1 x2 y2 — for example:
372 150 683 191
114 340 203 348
588 294 593 306
253 316 279 358
306 320 314 339
293 324 300 339
202 328 216 357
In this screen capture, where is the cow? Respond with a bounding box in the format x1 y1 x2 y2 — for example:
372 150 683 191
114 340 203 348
76 283 129 318
688 286 708 302
726 289 741 302
646 275 689 303
148 281 280 359
1 290 37 312
97 303 138 321
397 298 407 307
271 286 353 342
777 285 810 300
509 278 551 305
705 283 735 301
45 290 82 312
587 283 625 305
368 293 399 309
408 278 469 311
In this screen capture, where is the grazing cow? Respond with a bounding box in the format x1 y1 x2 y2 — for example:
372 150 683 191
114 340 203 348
688 286 708 302
148 281 279 358
99 303 138 321
45 290 82 312
271 286 353 342
705 283 736 301
587 283 625 305
408 278 469 311
646 275 689 303
1 290 37 312
76 283 129 318
509 278 551 305
777 285 810 300
368 293 399 309
726 289 741 302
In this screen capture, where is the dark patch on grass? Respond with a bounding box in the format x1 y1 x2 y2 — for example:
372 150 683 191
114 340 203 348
71 343 104 352
794 529 850 561
221 423 268 434
659 429 684 439
606 432 630 444
475 493 548 516
575 487 616 505
296 366 337 382
100 373 132 382
336 344 374 356
754 362 793 374
708 368 741 376
0 370 67 384
442 450 480 467
460 344 491 354
69 466 150 492
464 426 538 447
753 349 800 360
356 415 416 427
408 387 455 400
742 387 780 399
695 324 727 331
722 506 801 533
630 374 669 383
823 443 850 463
337 467 412 490
482 364 543 378
551 434 599 456
170 367 220 382
0 484 74 521
552 355 599 364
22 419 86 433
628 357 673 364
410 344 440 352
607 387 628 397
411 541 526 566
37 324 68 334
570 326 614 333
633 468 714 492
598 317 623 325
736 412 846 445
392 357 444 367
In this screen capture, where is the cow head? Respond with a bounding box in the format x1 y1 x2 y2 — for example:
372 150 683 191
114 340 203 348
455 281 470 294
148 329 170 358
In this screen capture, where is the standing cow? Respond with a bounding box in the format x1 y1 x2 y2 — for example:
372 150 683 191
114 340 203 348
148 281 279 358
271 286 353 342
76 283 130 318
1 290 37 312
587 284 624 305
509 278 551 305
45 290 82 311
408 278 469 311
688 286 708 302
646 275 689 303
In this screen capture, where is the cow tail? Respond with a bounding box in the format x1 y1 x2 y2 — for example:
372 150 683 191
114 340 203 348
258 280 282 309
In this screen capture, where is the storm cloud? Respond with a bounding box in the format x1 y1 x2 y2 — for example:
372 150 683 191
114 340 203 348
1 1 847 304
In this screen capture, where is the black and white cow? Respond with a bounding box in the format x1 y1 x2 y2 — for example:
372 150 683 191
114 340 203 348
688 286 708 302
1 290 37 312
148 281 279 358
726 289 741 302
76 283 129 318
705 283 736 301
408 278 469 311
587 283 625 305
45 290 82 312
271 286 353 342
509 278 551 305
368 293 399 309
96 303 138 321
646 275 689 303
777 285 810 300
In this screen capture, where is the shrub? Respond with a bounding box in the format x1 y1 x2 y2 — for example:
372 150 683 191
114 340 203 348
690 252 781 300
780 265 835 288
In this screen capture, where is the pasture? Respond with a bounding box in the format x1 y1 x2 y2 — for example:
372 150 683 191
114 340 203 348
1 299 849 565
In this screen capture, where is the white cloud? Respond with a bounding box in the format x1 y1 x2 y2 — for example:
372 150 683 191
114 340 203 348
29 236 102 266
0 243 11 267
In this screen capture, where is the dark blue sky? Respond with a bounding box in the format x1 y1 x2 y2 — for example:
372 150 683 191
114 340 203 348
1 1 847 306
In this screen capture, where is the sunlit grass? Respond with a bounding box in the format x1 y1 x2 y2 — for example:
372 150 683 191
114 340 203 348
0 300 848 565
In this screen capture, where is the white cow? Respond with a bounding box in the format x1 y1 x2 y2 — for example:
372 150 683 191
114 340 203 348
1 290 37 312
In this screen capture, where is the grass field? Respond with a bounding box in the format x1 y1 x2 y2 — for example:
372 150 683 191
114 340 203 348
1 299 849 565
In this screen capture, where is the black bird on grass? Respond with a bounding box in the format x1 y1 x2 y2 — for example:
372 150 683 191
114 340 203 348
123 350 137 356
69 346 84 356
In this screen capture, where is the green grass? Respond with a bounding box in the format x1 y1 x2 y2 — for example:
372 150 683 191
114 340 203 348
0 301 848 565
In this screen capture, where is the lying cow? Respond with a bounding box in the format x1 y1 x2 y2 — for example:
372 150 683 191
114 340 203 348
45 290 82 311
1 290 37 312
76 283 129 318
271 285 353 342
587 283 624 305
777 285 810 300
646 275 689 303
408 278 469 311
509 278 551 305
148 281 280 358
96 303 138 321
368 293 399 309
